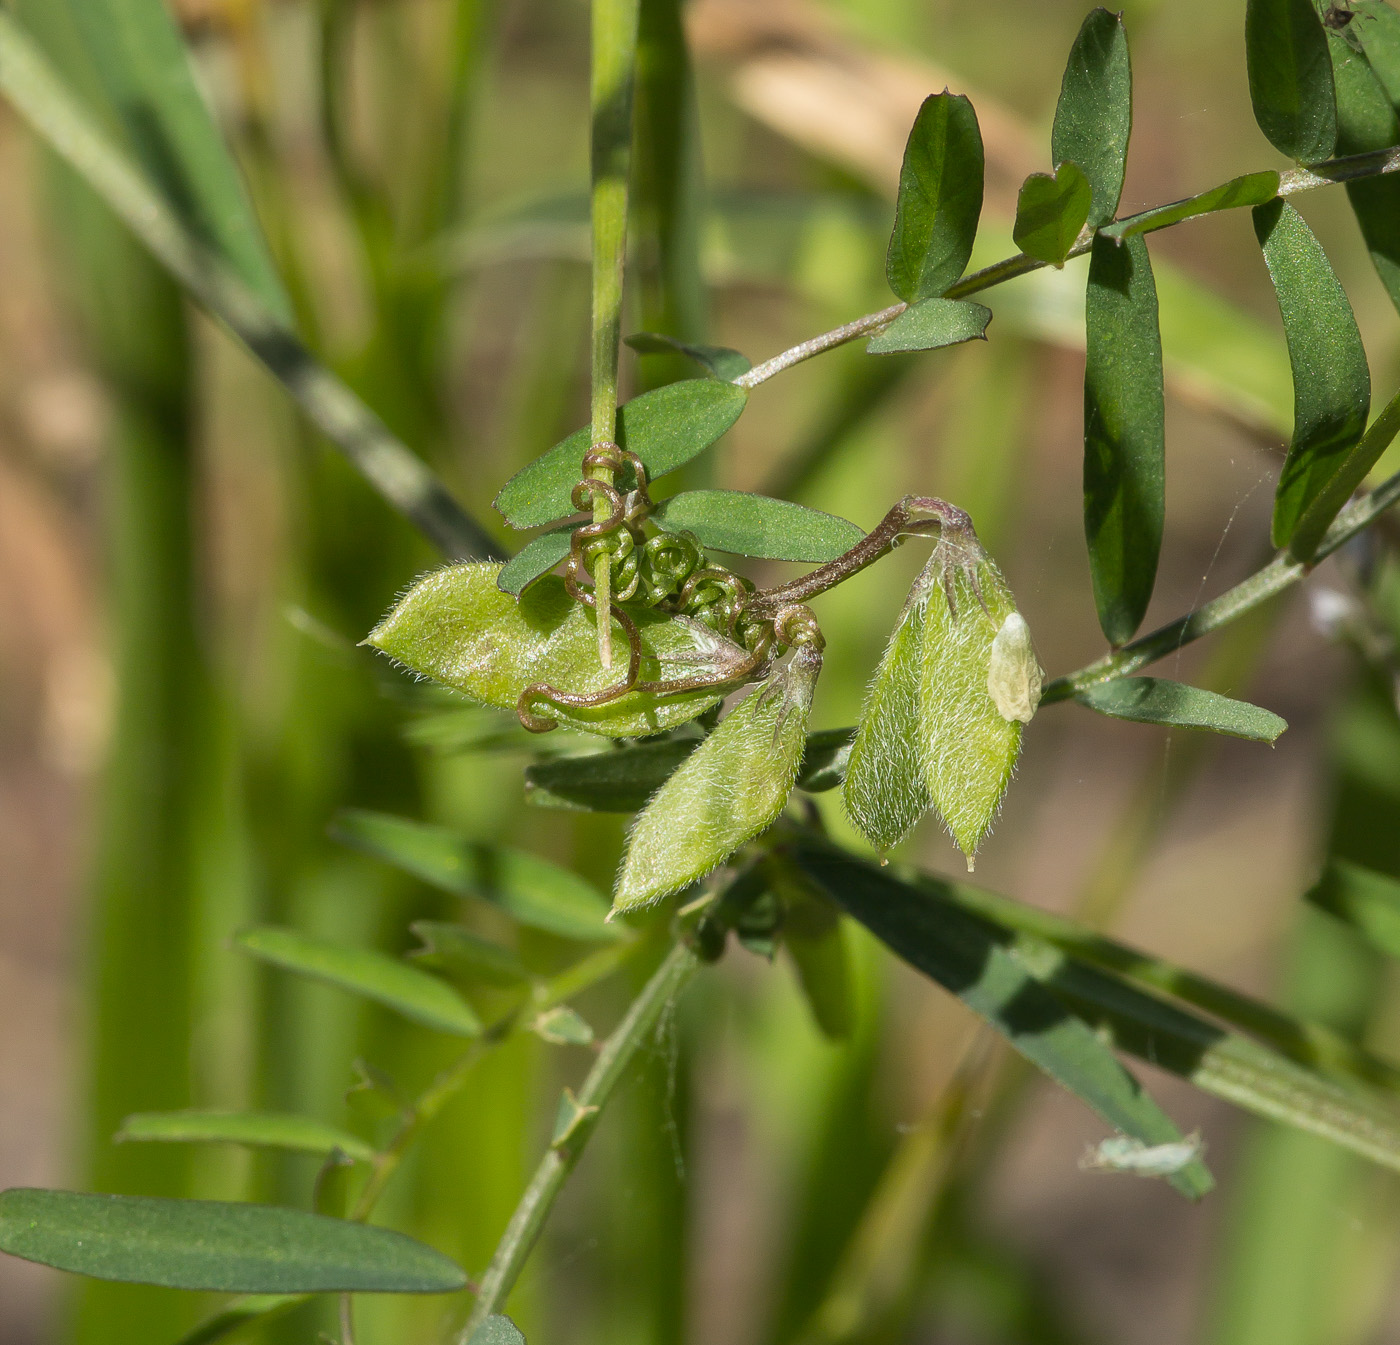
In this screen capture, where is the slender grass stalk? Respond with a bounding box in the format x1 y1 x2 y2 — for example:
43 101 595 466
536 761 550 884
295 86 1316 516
458 941 700 1339
0 9 499 561
587 0 641 667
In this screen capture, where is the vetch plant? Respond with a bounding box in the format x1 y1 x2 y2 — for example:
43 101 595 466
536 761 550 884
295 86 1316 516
11 0 1400 1340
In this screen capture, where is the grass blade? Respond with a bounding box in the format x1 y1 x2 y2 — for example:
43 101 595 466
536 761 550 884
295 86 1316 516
1306 858 1400 958
0 10 495 560
790 842 1214 1199
0 1190 467 1293
235 927 482 1037
1074 677 1288 742
116 1112 374 1163
1051 8 1132 227
652 490 864 561
1253 199 1371 557
1084 232 1165 645
330 809 619 940
885 92 984 303
1246 0 1337 162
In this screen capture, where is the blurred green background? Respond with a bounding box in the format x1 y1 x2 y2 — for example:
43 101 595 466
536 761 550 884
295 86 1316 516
3 0 1400 1342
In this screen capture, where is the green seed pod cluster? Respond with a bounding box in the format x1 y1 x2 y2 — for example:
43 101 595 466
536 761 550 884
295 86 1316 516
843 536 1041 868
613 640 823 912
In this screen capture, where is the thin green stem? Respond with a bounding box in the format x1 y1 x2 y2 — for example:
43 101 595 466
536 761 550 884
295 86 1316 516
458 941 700 1339
736 145 1400 391
0 10 499 562
588 0 642 667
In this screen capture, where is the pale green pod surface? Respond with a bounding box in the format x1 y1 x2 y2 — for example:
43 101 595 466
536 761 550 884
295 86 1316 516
843 582 933 855
920 546 1025 868
614 644 821 911
367 563 749 737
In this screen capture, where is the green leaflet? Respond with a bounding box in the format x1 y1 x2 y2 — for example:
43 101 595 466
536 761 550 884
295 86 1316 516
235 927 482 1037
408 923 531 986
1103 171 1281 241
864 297 991 353
497 523 576 595
766 860 854 1040
1084 232 1165 645
614 643 821 911
919 545 1029 868
367 563 749 737
67 0 290 322
1253 200 1371 556
1245 0 1338 161
885 92 984 303
116 1112 374 1163
1326 21 1400 317
530 1005 595 1047
625 332 751 381
1074 677 1288 742
0 1190 467 1293
789 844 1213 1200
331 809 618 941
523 726 856 812
1051 9 1132 227
494 380 748 528
651 490 864 561
468 1315 528 1345
1306 858 1400 959
1354 1 1400 106
843 583 932 855
1012 161 1092 265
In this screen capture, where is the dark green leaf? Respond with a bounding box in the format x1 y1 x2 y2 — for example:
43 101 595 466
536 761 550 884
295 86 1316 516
652 490 864 562
497 524 576 595
773 871 854 1040
1103 172 1281 241
1245 0 1338 161
116 1112 374 1163
885 92 984 303
789 844 1213 1198
468 1316 528 1345
69 0 290 321
236 927 482 1036
368 564 747 737
1083 232 1165 645
625 332 751 381
494 380 748 528
865 298 991 354
408 923 530 985
0 1190 467 1293
1074 677 1288 742
331 809 620 941
1253 199 1370 556
525 738 699 812
1051 9 1133 227
1325 21 1400 317
1012 161 1093 264
1306 858 1400 958
795 727 858 794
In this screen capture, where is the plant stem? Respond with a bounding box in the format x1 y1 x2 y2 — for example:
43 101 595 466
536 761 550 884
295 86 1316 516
0 10 499 562
1042 459 1400 702
735 145 1400 391
458 940 700 1339
588 0 642 667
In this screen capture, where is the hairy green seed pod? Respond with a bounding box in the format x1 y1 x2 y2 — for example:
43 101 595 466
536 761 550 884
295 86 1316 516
921 541 1035 868
366 563 749 737
842 588 932 855
613 642 822 912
